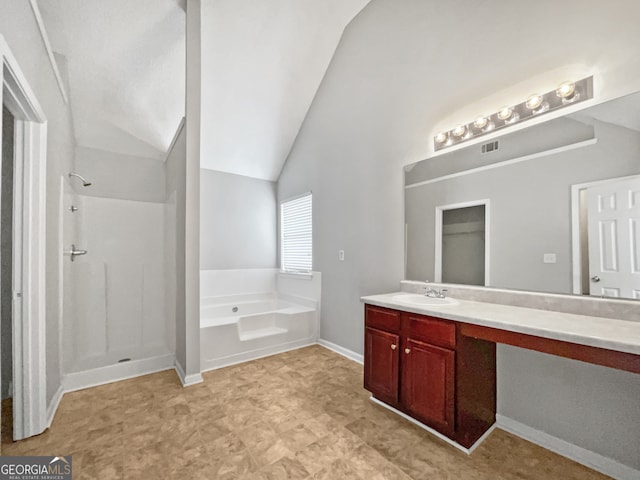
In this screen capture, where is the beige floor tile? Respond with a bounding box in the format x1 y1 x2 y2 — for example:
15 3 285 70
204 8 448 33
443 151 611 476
0 346 611 480
290 436 344 475
76 458 124 480
258 456 310 480
280 423 320 453
210 448 258 479
123 444 170 479
346 443 412 480
310 457 364 480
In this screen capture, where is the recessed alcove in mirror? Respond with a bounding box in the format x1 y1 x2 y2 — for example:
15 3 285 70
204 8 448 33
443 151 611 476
405 91 640 300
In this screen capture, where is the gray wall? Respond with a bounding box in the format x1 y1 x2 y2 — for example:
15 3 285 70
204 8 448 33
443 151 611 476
277 4 407 354
498 345 640 470
1 106 14 400
1 3 77 406
277 0 640 472
406 119 640 293
200 169 276 270
75 146 166 203
165 122 187 374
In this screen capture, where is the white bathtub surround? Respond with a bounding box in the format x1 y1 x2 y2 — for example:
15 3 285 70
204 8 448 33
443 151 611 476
200 268 278 297
200 269 321 371
200 293 318 371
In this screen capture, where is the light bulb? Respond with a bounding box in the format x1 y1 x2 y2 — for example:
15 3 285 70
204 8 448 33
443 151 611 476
556 81 576 99
434 131 448 144
497 106 513 121
474 116 488 129
525 94 544 110
452 124 467 137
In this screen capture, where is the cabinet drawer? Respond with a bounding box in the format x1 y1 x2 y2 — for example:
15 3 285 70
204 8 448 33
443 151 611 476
405 314 455 349
365 305 401 332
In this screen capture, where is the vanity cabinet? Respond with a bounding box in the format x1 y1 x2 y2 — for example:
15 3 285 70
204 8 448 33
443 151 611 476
401 337 455 436
364 327 399 404
364 305 401 404
364 304 496 448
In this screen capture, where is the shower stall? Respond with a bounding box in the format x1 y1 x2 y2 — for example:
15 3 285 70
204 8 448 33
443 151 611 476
61 174 174 389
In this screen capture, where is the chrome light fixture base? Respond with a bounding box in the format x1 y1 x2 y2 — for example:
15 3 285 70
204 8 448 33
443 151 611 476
434 76 593 151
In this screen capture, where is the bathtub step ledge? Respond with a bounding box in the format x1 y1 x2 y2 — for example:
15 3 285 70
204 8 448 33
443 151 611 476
239 326 288 341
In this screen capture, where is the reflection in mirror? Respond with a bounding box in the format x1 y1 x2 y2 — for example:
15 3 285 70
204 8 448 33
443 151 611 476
438 204 486 286
405 91 640 300
578 175 640 298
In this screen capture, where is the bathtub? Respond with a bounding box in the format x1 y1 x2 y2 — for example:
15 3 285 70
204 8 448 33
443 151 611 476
200 292 318 371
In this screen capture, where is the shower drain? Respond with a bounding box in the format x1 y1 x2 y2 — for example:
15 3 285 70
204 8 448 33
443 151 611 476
118 358 131 363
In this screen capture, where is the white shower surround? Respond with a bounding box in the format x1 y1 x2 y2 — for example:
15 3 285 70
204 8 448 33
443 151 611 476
62 195 174 391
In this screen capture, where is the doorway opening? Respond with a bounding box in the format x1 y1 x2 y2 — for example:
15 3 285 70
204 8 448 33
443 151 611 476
1 37 50 441
1 104 15 445
435 200 490 286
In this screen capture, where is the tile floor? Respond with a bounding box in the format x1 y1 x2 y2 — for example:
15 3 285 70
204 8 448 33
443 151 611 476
1 345 609 479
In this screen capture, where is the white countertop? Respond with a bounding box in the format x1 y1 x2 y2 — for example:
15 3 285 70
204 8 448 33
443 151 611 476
360 292 640 356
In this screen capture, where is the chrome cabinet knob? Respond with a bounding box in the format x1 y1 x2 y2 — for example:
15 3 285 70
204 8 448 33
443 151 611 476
405 348 411 354
391 344 397 350
591 276 601 283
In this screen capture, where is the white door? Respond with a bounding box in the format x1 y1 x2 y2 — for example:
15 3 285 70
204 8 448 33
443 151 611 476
586 176 640 299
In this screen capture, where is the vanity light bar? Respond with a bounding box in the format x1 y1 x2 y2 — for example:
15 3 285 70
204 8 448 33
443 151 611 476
434 76 593 151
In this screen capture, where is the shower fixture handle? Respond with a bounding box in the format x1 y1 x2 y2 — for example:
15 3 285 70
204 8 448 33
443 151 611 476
69 244 88 262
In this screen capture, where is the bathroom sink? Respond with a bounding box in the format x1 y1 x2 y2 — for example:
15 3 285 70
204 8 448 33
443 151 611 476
391 294 458 307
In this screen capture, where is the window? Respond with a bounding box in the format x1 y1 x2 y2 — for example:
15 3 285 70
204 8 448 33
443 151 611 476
280 193 312 273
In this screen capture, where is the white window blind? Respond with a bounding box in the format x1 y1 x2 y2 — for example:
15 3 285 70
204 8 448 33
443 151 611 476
280 193 312 273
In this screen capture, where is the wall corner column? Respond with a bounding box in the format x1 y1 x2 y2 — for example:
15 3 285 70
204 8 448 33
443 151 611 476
183 0 202 384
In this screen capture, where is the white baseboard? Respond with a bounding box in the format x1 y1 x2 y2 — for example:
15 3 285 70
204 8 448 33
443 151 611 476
317 339 364 364
174 361 203 387
61 353 175 393
496 415 639 480
45 385 64 428
200 339 316 373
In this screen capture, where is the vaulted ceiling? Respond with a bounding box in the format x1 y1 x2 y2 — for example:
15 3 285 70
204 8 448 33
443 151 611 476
37 0 371 181
38 0 186 160
199 0 371 180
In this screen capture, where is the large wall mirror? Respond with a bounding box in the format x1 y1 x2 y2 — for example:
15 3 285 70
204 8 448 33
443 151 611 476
405 91 640 300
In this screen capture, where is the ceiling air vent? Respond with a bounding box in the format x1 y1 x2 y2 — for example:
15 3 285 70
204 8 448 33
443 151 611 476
481 140 499 154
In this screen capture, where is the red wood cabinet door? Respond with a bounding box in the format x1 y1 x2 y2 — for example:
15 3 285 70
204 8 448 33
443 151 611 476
401 337 455 436
364 327 400 405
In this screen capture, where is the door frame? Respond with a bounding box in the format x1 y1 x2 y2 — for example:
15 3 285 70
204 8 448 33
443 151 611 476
1 35 48 440
434 199 490 285
570 173 640 295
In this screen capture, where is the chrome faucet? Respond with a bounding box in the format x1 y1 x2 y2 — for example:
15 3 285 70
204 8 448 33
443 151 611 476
423 281 448 298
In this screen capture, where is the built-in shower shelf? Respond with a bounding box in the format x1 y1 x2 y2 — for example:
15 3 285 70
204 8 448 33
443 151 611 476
239 326 288 341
